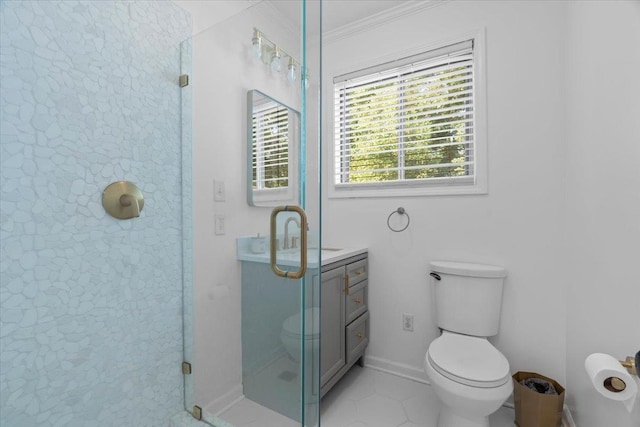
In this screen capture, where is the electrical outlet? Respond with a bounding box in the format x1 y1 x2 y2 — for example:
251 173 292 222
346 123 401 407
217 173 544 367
402 313 414 332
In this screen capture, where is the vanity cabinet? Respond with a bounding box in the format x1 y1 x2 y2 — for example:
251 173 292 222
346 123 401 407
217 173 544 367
317 252 369 397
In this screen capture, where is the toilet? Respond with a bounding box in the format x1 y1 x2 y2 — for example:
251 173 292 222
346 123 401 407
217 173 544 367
280 307 320 363
424 261 512 427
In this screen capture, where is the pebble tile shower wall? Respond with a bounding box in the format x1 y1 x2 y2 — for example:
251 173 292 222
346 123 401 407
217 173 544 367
0 1 192 425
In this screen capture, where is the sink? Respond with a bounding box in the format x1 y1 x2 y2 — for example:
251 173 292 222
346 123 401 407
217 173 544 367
278 247 343 261
279 247 343 256
307 248 343 259
237 236 363 267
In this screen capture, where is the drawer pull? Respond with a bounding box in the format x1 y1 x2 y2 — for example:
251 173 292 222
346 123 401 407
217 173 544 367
354 298 362 304
356 333 365 340
355 269 364 276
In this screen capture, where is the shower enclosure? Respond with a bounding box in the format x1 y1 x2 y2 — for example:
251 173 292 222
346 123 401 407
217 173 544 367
0 1 191 426
181 1 322 426
0 0 320 426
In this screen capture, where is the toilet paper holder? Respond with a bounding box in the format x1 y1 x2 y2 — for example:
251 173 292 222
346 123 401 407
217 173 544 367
620 352 639 378
605 376 628 393
602 355 638 393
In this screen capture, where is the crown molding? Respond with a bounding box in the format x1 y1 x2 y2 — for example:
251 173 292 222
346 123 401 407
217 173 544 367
257 1 300 38
323 0 449 44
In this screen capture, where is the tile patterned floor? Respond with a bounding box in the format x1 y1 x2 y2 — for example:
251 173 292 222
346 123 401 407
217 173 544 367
218 398 298 427
219 365 516 427
320 366 515 427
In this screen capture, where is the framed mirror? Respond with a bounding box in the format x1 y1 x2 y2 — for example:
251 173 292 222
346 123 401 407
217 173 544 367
247 89 300 207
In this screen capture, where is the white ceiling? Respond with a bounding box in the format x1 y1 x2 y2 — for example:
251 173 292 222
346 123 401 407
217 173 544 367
320 0 414 33
172 0 257 35
173 0 414 36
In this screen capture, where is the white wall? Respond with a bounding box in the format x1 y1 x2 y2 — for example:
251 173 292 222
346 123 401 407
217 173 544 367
565 2 640 426
322 0 568 383
173 0 256 36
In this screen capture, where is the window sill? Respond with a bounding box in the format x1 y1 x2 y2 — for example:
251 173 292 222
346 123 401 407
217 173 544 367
328 179 487 198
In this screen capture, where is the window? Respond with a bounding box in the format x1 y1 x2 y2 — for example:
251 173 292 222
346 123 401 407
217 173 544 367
332 38 486 197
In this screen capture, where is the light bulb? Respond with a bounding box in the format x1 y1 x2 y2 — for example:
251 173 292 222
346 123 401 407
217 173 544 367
252 30 262 59
286 57 297 83
270 47 282 73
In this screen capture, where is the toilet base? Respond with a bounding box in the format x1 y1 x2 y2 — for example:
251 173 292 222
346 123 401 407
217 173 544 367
438 405 489 427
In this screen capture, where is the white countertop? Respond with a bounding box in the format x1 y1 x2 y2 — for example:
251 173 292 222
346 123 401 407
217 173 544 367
237 245 367 268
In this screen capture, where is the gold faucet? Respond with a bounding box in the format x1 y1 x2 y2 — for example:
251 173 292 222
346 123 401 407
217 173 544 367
283 216 301 250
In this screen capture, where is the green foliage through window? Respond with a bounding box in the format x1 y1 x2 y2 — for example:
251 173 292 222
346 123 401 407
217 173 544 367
334 41 475 186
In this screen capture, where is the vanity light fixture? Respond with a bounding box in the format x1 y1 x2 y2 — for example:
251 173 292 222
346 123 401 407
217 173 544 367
251 29 262 59
251 27 306 87
286 57 297 83
270 46 282 73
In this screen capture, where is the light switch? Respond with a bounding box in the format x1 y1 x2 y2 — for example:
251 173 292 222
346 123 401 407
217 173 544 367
214 180 225 202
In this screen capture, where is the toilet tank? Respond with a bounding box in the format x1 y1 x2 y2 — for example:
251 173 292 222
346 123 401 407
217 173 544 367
429 260 507 337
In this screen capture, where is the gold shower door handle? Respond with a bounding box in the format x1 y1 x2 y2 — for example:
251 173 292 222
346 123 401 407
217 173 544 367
270 205 307 279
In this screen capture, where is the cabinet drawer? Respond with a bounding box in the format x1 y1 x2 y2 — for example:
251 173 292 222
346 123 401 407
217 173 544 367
346 259 367 286
346 311 369 364
346 281 367 324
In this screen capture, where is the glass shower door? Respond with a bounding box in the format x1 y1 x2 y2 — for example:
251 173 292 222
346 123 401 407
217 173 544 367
182 1 321 426
240 205 320 426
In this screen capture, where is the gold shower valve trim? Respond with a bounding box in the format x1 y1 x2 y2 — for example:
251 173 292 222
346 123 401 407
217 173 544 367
102 181 144 220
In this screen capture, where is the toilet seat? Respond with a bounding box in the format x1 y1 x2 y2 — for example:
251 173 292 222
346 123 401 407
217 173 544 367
282 308 320 340
428 332 510 388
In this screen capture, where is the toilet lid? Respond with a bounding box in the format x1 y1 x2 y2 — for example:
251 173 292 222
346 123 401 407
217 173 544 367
282 308 320 339
428 332 510 388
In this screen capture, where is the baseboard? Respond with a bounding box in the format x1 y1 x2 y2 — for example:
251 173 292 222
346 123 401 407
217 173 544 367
364 355 430 384
243 345 286 377
168 411 211 427
203 384 243 416
562 404 576 427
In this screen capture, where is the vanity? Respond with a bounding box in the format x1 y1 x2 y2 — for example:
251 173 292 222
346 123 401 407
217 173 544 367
237 240 369 399
317 250 369 397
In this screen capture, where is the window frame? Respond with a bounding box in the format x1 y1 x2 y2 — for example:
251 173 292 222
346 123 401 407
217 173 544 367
327 29 487 198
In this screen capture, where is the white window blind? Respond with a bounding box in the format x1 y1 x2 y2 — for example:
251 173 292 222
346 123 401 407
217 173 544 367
252 102 289 190
333 40 476 188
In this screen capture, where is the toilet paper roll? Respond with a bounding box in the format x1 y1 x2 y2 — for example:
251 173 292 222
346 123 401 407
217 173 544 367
585 353 638 411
